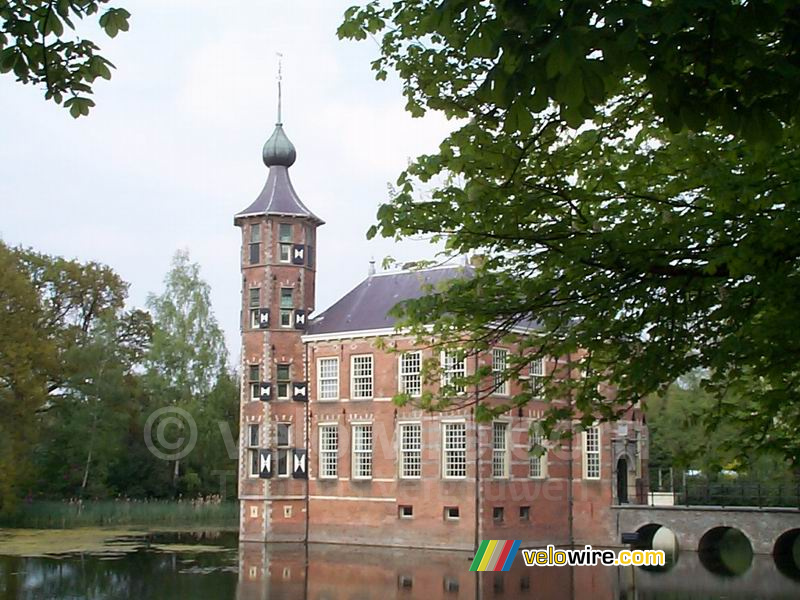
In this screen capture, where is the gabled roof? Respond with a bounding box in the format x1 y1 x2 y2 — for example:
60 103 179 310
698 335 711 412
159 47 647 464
306 266 472 336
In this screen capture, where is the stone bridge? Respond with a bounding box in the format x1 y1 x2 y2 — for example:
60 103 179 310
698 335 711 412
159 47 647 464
612 504 800 555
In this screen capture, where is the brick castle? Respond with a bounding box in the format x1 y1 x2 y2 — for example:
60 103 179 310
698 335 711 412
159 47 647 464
234 113 649 552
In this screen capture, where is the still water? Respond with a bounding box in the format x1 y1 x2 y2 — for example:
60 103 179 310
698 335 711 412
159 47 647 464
0 530 799 599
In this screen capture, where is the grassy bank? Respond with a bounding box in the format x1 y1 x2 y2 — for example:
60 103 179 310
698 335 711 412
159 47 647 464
0 499 238 529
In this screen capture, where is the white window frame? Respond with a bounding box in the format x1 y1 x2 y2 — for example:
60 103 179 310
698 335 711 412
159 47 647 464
492 348 509 396
529 422 547 479
399 422 422 479
350 354 374 400
248 288 260 329
399 351 422 397
247 423 259 478
276 423 291 478
318 424 338 479
441 349 466 395
442 421 467 479
317 357 339 401
582 425 601 480
351 423 373 480
492 421 510 479
279 243 291 263
529 357 545 397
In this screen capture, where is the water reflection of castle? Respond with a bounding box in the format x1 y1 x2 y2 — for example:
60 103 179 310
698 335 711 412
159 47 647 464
235 542 800 600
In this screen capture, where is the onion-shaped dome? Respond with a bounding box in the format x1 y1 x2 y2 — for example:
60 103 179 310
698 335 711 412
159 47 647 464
262 123 296 167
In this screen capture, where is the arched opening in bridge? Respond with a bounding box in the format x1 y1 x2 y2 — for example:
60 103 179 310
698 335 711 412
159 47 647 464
633 523 678 571
616 457 629 504
698 526 753 576
773 528 800 580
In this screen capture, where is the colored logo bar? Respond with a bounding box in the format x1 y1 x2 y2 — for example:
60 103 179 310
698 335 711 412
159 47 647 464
469 540 521 572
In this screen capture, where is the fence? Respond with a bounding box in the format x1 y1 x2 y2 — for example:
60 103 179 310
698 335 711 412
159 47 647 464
647 468 800 509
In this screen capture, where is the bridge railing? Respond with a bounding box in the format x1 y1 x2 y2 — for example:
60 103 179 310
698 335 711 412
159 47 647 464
647 469 800 508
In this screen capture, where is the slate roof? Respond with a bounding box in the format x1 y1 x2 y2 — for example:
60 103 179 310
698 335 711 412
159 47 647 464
305 265 540 336
235 123 324 224
306 266 471 335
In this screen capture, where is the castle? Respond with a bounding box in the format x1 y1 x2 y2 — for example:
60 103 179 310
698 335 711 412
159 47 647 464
233 111 649 552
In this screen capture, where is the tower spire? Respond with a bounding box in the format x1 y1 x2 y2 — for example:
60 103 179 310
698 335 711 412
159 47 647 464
276 52 283 125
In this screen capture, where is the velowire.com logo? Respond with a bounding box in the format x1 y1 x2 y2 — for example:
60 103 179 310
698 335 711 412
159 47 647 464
469 540 521 572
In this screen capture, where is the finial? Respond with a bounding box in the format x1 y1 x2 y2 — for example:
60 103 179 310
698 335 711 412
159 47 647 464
276 52 283 125
368 257 376 277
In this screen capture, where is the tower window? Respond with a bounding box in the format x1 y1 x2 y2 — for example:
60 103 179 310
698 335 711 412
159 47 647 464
247 424 259 477
306 225 315 269
277 364 290 399
276 423 291 477
248 364 260 401
280 287 293 327
444 506 460 520
520 506 530 521
279 224 292 263
248 288 260 328
493 506 504 522
398 505 413 518
249 224 261 265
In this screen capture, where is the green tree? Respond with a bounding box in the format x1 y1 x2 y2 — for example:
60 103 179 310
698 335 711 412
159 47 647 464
145 250 234 494
0 0 131 117
0 242 51 511
340 2 800 463
34 310 152 499
0 241 135 509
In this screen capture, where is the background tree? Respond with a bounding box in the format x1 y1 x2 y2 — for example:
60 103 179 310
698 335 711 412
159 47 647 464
145 249 235 495
34 310 152 499
340 1 800 463
0 0 131 117
0 242 52 511
2 242 237 509
1 241 130 510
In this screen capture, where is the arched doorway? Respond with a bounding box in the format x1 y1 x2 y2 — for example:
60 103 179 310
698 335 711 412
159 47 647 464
617 457 629 503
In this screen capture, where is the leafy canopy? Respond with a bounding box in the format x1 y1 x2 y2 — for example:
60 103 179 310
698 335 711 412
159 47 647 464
339 1 800 463
0 0 131 117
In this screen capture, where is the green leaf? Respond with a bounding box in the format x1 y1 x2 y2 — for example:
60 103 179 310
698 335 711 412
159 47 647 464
556 70 584 107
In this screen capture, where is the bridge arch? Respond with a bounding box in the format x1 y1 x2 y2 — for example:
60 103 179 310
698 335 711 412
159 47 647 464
698 526 753 576
773 528 800 580
632 523 679 570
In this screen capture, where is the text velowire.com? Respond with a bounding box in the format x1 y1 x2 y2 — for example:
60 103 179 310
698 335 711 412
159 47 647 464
521 545 666 567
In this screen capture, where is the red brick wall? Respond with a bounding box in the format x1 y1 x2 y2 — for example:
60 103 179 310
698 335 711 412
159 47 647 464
237 215 318 542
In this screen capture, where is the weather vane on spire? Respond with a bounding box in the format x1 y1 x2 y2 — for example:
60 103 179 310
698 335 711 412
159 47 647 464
276 52 283 124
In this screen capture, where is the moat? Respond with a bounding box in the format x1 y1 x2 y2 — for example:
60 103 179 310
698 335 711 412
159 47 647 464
1 529 799 599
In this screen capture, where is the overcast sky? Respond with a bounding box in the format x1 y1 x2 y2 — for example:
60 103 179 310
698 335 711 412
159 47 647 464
0 0 455 362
